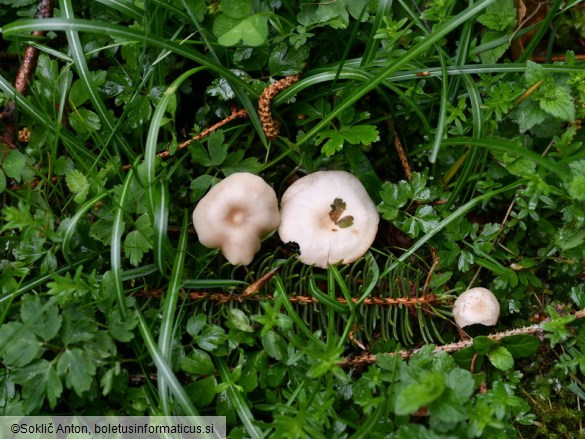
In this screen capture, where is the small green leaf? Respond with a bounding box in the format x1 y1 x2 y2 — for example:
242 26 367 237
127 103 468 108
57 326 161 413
181 349 215 375
220 0 252 19
69 108 102 133
473 336 498 355
65 169 90 204
269 42 309 76
20 295 62 342
262 331 287 361
196 325 227 352
214 14 268 47
0 322 43 367
57 348 97 396
228 308 254 332
0 171 6 194
321 131 345 156
539 85 576 121
487 346 514 371
341 124 380 145
477 0 516 31
187 313 207 338
395 372 445 415
2 149 25 181
501 334 540 358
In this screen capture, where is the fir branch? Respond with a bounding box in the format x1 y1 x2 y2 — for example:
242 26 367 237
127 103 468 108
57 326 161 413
340 308 585 368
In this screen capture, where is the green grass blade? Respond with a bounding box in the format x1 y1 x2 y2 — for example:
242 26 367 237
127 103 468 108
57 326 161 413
442 137 566 176
158 210 189 413
110 168 134 318
292 0 497 148
361 0 393 66
136 308 199 416
61 190 110 264
216 357 262 438
96 0 143 21
2 18 255 94
60 0 134 160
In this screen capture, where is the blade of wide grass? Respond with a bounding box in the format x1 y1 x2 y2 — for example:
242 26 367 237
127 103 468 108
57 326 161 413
110 167 134 318
442 136 566 177
62 190 111 264
2 17 266 144
157 210 189 413
292 0 498 148
216 357 262 438
0 75 96 163
136 308 199 416
60 0 134 161
144 67 203 274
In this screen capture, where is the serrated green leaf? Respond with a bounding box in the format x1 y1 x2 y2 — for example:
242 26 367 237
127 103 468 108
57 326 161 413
20 295 62 342
341 124 380 145
321 131 345 156
477 0 516 31
568 176 585 201
487 346 514 371
395 372 445 415
428 388 467 423
125 94 152 128
269 42 309 76
207 131 228 166
0 322 43 367
539 85 576 121
124 229 152 266
196 325 227 352
65 169 89 203
181 349 215 375
479 30 511 64
512 99 547 133
108 309 137 342
185 375 218 408
2 149 25 181
57 348 96 396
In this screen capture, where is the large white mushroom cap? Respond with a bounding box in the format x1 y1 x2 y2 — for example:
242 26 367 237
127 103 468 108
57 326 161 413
453 287 500 328
278 171 379 268
193 173 280 265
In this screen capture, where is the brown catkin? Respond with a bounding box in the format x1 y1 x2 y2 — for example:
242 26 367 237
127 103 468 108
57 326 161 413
258 74 300 139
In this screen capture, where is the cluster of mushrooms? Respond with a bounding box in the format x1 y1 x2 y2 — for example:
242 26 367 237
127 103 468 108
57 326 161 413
193 171 501 329
193 171 379 268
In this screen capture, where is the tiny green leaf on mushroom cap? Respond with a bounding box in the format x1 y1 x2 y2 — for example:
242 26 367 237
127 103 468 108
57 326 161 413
453 287 500 328
192 172 280 265
278 171 379 269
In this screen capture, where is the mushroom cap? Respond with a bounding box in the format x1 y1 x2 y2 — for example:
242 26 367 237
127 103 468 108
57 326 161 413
453 287 500 328
278 171 379 268
193 172 280 265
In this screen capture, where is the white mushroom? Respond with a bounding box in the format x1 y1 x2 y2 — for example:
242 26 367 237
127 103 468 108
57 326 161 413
278 171 379 268
193 172 280 265
453 287 500 328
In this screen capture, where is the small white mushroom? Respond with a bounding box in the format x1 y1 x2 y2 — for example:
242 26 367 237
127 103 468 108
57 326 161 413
192 173 280 265
453 287 500 328
278 171 379 268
